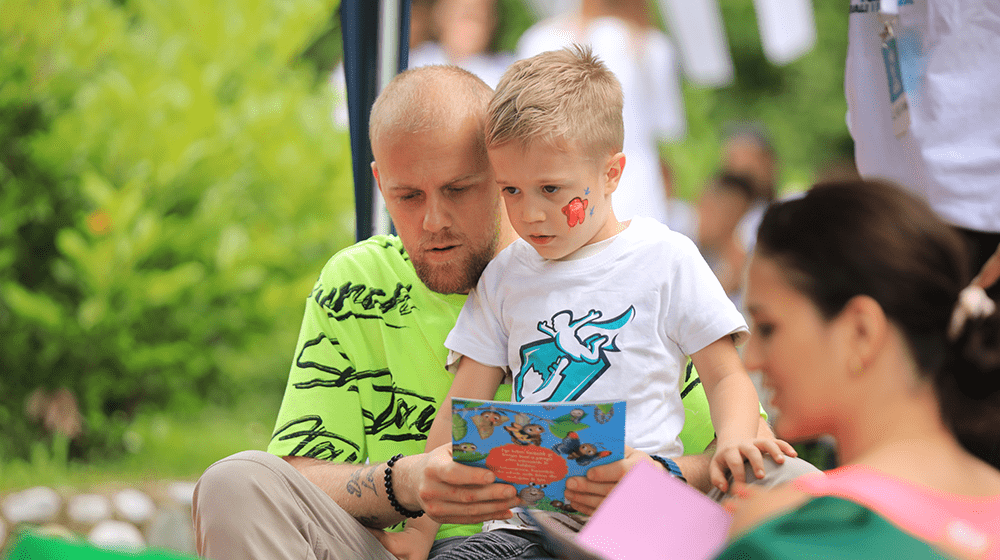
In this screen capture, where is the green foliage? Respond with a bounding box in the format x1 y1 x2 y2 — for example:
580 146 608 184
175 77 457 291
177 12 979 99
659 1 852 199
0 0 352 461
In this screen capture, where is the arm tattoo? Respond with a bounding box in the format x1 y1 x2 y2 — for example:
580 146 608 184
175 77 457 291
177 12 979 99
346 468 363 497
345 465 381 498
357 515 381 528
361 465 380 496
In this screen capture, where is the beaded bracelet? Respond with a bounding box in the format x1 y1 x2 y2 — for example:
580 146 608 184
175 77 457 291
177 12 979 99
383 454 424 519
651 455 688 484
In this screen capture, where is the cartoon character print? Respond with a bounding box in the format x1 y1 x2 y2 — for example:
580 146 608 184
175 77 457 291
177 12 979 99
452 442 478 453
552 431 611 466
504 422 545 446
518 483 548 505
561 197 589 227
516 306 635 402
471 410 509 438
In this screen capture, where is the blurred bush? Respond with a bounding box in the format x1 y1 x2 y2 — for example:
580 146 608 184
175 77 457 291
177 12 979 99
0 0 352 460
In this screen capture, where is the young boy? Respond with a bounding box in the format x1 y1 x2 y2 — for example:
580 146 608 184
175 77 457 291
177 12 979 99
402 45 790 556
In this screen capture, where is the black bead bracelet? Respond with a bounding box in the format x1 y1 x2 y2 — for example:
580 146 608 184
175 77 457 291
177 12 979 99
384 454 424 519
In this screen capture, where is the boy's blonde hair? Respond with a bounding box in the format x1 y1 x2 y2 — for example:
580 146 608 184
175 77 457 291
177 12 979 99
486 44 624 159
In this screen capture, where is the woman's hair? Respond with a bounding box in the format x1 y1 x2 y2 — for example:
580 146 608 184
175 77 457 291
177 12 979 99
755 180 1000 464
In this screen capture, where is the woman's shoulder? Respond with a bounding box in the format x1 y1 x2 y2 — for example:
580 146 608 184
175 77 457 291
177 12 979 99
727 481 814 540
720 495 959 560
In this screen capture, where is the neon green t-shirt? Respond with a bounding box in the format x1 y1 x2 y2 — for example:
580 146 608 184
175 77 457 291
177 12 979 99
268 235 718 539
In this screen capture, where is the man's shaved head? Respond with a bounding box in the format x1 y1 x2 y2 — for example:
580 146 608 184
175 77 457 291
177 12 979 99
369 65 493 150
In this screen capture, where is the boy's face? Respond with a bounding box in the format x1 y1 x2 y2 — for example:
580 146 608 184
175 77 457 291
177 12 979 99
489 140 624 260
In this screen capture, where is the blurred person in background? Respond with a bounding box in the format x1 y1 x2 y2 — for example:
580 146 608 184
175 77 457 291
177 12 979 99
845 0 1000 301
719 123 779 257
408 0 516 88
695 173 755 307
516 0 687 227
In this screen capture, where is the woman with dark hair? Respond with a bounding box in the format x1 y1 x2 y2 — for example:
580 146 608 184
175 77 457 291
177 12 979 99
717 181 1000 559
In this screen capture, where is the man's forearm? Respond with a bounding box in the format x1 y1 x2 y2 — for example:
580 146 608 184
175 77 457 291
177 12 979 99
673 445 715 493
283 455 415 529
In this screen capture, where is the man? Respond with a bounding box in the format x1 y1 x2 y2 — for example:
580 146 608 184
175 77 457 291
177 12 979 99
193 65 812 560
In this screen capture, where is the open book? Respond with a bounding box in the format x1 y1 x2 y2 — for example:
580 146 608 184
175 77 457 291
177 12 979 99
451 398 625 522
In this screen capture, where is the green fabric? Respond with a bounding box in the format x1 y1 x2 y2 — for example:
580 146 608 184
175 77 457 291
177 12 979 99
716 496 949 560
267 234 717 540
5 533 195 559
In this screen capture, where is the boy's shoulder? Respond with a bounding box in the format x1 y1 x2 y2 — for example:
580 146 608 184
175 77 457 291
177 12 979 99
626 217 699 252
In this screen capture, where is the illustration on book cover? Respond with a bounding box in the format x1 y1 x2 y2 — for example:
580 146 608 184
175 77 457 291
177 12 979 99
452 398 626 520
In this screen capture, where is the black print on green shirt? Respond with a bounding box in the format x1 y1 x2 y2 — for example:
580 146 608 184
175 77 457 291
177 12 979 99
271 415 361 462
310 281 416 326
294 333 394 388
365 383 437 442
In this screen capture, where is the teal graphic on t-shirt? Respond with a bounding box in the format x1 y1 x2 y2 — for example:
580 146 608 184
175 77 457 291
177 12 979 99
515 306 635 402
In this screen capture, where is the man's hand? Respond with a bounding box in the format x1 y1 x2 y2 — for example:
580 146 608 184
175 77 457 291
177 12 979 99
710 437 797 493
400 443 521 524
562 446 654 515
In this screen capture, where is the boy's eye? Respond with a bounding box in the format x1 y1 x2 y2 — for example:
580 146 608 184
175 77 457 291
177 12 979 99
542 185 559 194
502 186 520 195
755 323 775 338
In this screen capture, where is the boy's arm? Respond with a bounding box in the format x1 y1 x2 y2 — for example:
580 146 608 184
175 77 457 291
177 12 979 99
394 357 508 558
691 337 794 492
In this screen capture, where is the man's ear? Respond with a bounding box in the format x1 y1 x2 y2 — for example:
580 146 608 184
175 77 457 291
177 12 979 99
841 295 889 369
604 152 626 195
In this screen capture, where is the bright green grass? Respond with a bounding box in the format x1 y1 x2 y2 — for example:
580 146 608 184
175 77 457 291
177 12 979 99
0 392 281 493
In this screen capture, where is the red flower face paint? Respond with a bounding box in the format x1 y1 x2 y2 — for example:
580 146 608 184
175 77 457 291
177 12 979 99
562 197 589 227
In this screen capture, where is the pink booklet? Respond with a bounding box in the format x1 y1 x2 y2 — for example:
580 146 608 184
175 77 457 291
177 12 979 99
524 460 732 560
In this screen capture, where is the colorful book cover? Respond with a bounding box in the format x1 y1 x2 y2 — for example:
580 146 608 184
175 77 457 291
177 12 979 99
451 398 626 519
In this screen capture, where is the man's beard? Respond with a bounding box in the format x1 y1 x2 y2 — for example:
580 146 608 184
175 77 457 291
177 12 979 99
413 232 497 295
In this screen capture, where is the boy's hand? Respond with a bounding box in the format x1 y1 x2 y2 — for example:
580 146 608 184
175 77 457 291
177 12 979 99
563 446 651 515
710 438 797 493
367 525 436 560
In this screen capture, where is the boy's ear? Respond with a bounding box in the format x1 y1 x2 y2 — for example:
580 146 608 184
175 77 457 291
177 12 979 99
604 152 626 194
371 161 384 195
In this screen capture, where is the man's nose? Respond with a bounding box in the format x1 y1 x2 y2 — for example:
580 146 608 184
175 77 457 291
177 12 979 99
423 195 452 232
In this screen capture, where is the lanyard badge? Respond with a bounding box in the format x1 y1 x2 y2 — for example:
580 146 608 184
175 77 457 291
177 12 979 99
879 0 910 137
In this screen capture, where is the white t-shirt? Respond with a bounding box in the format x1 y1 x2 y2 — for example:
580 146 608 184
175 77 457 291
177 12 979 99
517 16 686 225
445 217 749 457
846 0 1000 233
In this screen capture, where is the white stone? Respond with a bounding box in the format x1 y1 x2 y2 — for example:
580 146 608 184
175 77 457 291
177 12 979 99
146 506 196 554
166 481 196 507
88 520 146 550
68 494 112 525
112 489 155 524
1 486 61 524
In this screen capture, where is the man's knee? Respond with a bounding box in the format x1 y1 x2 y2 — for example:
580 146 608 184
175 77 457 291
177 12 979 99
194 451 290 525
